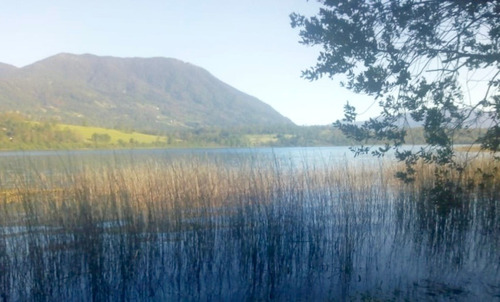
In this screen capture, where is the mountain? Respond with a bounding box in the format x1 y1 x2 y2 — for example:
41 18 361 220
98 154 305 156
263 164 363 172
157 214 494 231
0 53 293 131
0 63 16 77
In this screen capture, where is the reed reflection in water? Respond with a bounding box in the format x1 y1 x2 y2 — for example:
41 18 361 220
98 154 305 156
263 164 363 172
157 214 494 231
0 150 499 301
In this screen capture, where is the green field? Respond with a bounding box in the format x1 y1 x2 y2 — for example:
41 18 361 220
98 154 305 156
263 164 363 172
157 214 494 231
57 123 167 145
244 134 278 145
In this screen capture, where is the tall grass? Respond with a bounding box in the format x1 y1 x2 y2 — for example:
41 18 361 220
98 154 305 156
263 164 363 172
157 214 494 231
0 154 499 301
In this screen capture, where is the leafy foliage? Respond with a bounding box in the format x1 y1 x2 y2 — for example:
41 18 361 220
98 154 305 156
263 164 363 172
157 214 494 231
0 113 82 149
292 0 500 179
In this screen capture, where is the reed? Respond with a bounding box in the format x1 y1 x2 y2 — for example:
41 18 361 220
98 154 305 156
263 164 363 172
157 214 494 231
0 154 498 301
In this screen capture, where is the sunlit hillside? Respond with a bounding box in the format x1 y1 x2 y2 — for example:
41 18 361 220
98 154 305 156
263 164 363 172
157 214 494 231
0 53 293 132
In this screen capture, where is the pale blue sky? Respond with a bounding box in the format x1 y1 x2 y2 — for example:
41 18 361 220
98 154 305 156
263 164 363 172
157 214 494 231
0 0 375 125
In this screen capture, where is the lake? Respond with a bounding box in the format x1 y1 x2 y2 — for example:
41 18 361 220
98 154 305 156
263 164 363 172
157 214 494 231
0 146 368 166
0 147 375 186
0 146 498 301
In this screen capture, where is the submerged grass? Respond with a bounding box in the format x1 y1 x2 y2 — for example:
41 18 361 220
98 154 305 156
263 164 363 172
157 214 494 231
0 154 499 301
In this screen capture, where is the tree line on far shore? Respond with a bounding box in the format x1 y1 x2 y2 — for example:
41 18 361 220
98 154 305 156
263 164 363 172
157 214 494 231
0 112 487 151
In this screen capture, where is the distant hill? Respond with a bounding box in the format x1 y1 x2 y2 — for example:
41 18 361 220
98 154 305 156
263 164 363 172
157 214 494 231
0 53 293 131
0 63 16 77
357 110 494 129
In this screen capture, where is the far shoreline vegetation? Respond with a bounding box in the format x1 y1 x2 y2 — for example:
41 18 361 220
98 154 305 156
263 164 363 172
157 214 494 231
0 112 489 151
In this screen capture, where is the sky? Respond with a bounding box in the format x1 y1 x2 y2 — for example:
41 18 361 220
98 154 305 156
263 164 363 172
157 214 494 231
0 0 377 126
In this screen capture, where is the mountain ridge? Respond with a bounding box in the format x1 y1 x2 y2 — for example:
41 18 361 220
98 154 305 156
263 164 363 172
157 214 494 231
0 53 293 131
0 63 17 77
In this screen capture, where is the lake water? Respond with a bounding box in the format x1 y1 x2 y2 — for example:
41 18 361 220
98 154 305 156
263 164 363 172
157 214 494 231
0 146 375 185
0 146 365 165
0 146 498 301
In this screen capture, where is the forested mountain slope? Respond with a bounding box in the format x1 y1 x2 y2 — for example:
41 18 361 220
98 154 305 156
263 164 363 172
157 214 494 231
0 53 293 131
